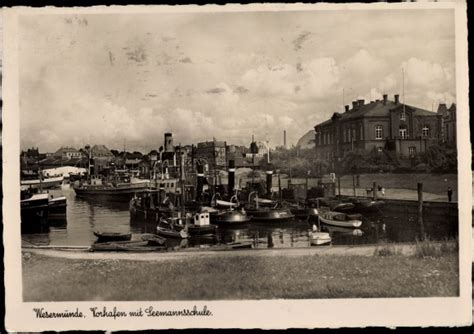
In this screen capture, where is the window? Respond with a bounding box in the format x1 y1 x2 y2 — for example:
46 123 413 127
352 128 356 142
409 146 416 157
375 125 383 140
422 125 429 137
399 127 407 139
400 111 406 121
343 128 346 143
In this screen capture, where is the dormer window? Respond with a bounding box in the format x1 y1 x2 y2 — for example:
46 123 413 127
422 125 429 137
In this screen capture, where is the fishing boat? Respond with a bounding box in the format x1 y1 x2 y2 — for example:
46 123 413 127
21 175 64 190
211 209 251 225
318 210 363 228
186 211 218 236
93 231 132 243
74 178 151 201
156 217 188 239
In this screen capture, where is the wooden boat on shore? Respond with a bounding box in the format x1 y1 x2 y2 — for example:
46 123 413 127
93 231 132 243
156 218 188 239
318 210 363 228
310 231 332 246
91 240 164 252
140 233 166 245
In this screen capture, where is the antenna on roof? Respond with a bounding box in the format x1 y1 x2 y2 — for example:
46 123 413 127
402 67 406 114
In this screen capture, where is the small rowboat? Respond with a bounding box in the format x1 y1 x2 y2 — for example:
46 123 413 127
310 231 332 246
93 231 132 243
141 233 166 245
91 240 151 251
318 210 362 228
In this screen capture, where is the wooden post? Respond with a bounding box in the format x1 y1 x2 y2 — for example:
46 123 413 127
418 182 425 240
338 177 341 196
352 174 356 197
373 181 377 201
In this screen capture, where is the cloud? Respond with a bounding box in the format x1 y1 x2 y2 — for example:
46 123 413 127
402 57 453 89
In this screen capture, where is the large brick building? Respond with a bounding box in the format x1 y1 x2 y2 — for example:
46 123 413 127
314 94 443 161
437 103 457 145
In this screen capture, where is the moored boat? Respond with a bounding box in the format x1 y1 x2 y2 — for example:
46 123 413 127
156 217 188 239
21 193 49 223
93 231 132 243
318 210 362 228
21 175 64 190
211 209 251 225
310 231 332 246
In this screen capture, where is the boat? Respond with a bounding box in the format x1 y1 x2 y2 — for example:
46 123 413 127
212 241 254 251
48 194 67 219
245 192 295 222
324 225 364 236
140 233 166 245
211 209 251 225
318 210 363 228
93 231 132 243
310 231 332 246
91 240 164 252
350 198 385 212
156 217 188 239
309 198 355 212
283 201 319 220
21 193 49 223
20 175 64 190
73 175 151 201
186 211 218 236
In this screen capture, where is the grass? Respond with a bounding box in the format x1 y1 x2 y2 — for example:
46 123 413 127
22 249 459 301
339 173 457 195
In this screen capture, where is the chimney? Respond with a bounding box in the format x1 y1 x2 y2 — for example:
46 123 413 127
383 94 388 105
394 94 400 104
196 163 204 201
345 105 349 112
164 133 174 152
352 101 358 110
358 99 365 107
375 99 380 103
283 130 287 148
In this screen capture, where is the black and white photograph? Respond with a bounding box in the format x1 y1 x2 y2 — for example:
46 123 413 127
2 2 471 331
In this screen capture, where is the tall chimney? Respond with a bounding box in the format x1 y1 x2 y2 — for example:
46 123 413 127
394 94 400 104
383 94 388 105
266 165 273 197
196 163 204 201
283 130 287 148
352 101 358 110
358 99 365 107
345 105 349 112
164 133 174 152
228 159 235 197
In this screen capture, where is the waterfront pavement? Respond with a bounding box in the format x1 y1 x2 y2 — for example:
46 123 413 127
339 187 455 202
22 241 450 261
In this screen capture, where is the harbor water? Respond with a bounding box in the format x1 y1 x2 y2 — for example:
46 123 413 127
21 184 458 248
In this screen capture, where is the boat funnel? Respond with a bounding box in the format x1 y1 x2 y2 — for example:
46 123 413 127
266 165 273 196
228 159 235 197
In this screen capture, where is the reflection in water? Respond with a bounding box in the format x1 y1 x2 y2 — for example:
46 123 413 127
20 184 458 248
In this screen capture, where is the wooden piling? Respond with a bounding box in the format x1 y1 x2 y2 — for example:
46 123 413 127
418 182 425 240
373 182 377 201
338 177 341 196
352 174 356 196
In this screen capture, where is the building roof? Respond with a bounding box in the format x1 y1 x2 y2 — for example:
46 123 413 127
91 144 114 157
54 146 80 156
315 98 437 129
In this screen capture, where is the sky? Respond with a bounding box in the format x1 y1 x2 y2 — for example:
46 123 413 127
18 8 456 153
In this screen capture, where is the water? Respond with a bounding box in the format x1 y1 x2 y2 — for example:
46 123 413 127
21 184 458 248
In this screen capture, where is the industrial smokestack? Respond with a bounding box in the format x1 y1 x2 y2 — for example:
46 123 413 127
164 133 174 152
196 163 204 201
283 130 287 148
266 165 273 197
228 159 235 197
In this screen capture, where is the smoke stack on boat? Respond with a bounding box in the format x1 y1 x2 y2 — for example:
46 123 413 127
196 163 204 201
266 165 273 197
228 159 235 197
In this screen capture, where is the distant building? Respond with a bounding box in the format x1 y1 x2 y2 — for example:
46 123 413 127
53 146 82 160
90 144 114 175
297 130 316 149
314 94 444 161
195 140 227 169
437 103 456 145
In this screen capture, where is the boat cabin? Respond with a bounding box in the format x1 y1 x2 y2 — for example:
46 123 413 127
194 212 210 226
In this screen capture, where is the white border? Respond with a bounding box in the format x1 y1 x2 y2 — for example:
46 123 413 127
3 2 471 330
